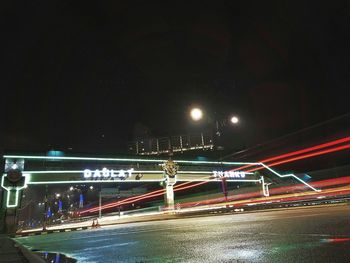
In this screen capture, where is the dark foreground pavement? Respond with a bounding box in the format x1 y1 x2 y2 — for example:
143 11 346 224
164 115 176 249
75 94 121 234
14 204 350 262
0 234 44 263
0 234 28 263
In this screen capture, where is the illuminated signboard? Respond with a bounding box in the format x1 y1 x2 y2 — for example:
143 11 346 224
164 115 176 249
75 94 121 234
83 168 134 179
212 171 249 179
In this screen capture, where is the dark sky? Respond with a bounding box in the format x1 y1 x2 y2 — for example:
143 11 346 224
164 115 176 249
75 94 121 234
2 0 350 154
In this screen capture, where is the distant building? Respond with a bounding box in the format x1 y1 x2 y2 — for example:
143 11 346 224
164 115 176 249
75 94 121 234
128 132 214 156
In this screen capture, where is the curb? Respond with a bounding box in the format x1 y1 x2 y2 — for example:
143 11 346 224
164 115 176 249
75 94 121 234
13 202 350 238
14 241 46 263
14 226 90 238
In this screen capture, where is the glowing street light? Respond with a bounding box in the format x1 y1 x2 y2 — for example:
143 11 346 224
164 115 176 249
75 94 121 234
230 116 239 124
190 108 203 121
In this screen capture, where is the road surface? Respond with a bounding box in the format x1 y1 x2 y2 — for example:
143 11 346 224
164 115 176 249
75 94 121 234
15 204 350 262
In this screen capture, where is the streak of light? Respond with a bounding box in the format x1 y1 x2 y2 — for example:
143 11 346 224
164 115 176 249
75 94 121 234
323 238 350 243
176 175 350 209
80 137 350 215
180 184 350 211
248 143 350 172
80 181 198 214
166 141 350 198
81 173 350 215
231 136 350 171
80 188 166 214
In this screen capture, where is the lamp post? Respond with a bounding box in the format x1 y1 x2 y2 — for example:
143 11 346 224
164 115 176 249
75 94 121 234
189 107 240 200
189 106 239 141
215 115 239 139
42 185 48 231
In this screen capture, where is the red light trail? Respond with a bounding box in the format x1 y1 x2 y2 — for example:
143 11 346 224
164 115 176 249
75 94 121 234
80 136 350 215
177 175 350 209
247 143 350 172
80 181 198 214
232 136 350 172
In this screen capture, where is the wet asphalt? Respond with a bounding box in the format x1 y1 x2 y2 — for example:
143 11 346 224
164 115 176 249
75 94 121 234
15 204 350 263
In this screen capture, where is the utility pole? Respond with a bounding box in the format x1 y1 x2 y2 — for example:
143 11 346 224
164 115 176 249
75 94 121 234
43 185 48 231
221 177 228 202
99 191 102 219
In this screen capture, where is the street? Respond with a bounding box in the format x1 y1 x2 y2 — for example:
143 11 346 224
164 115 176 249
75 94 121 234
15 204 350 262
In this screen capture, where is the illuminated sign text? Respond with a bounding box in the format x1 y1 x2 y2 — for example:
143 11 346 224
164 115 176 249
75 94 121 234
212 171 247 179
84 168 134 179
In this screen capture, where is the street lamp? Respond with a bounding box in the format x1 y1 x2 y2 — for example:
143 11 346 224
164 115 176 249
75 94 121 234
215 115 240 137
190 107 239 126
190 108 203 121
188 106 240 146
230 116 239 124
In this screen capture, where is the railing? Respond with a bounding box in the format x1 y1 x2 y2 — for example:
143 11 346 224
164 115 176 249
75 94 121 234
128 132 214 155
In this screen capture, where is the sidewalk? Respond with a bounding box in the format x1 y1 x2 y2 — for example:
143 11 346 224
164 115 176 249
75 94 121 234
0 234 44 263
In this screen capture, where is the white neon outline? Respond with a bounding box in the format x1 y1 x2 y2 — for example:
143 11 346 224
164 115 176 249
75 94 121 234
22 170 250 175
177 179 261 183
24 168 320 191
259 163 321 192
22 170 256 183
2 155 321 192
260 176 269 197
27 179 262 184
3 155 260 166
1 173 30 208
22 170 175 174
27 179 165 184
20 166 319 192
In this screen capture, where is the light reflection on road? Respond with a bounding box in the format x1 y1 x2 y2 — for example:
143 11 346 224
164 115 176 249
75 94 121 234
16 205 350 262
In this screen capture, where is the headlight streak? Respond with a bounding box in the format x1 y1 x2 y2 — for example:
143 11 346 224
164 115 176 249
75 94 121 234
247 143 350 172
78 136 350 215
80 179 210 214
230 136 350 172
81 171 350 214
177 176 350 209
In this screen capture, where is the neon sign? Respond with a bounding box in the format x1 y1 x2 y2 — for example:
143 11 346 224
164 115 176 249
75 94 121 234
83 168 134 179
212 171 248 179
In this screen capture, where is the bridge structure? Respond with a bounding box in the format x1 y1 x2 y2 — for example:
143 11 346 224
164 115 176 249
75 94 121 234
1 154 320 232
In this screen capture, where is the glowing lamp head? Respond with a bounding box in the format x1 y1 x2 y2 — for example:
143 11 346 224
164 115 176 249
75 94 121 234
190 108 203 121
230 116 239 124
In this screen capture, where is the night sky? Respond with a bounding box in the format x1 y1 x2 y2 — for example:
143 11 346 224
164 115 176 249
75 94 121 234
2 1 350 155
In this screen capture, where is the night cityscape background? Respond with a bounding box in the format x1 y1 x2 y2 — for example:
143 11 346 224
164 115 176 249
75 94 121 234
2 1 350 155
2 1 350 262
